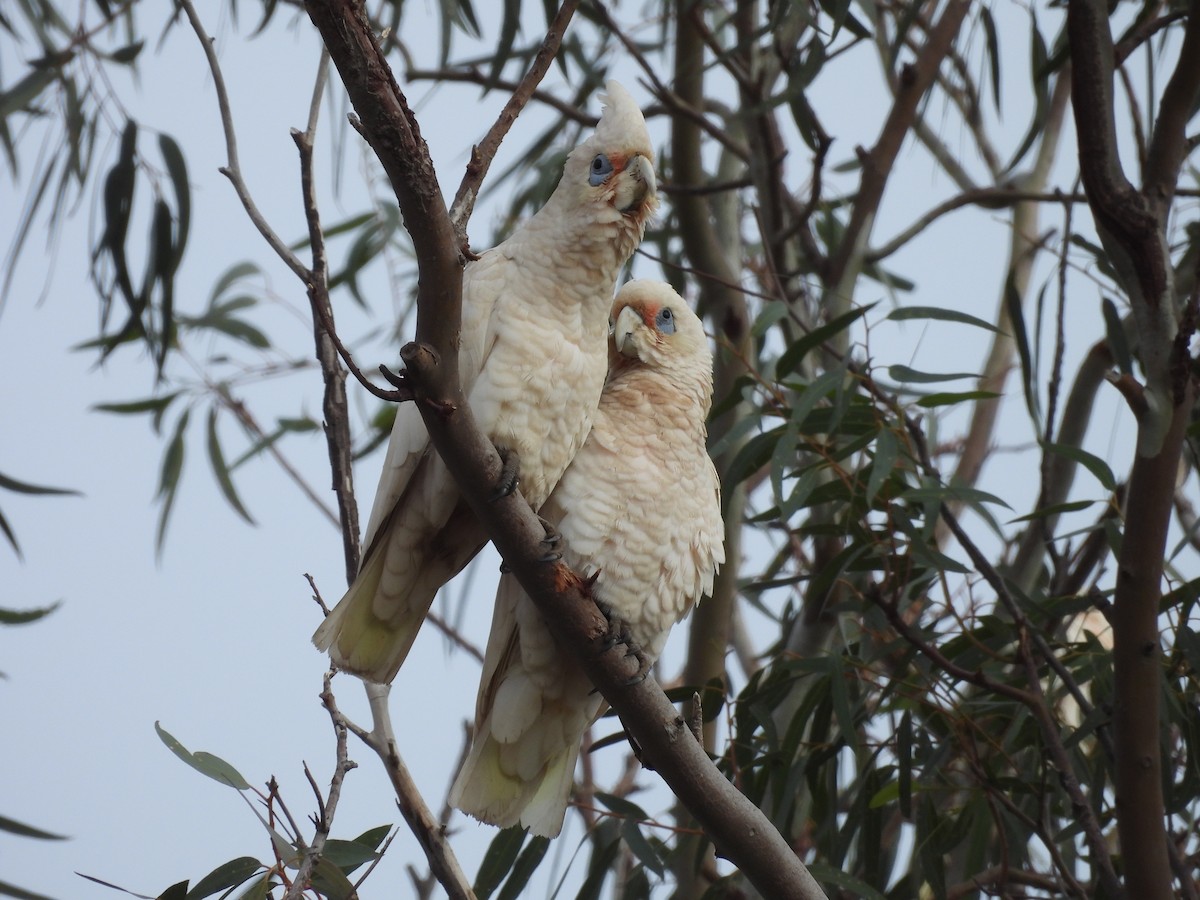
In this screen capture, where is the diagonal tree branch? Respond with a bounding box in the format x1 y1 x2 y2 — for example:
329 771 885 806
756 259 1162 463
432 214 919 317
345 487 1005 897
825 0 970 299
1141 0 1200 221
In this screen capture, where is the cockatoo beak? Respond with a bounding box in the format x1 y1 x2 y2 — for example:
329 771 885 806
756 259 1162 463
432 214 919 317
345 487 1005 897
618 155 656 215
615 305 643 358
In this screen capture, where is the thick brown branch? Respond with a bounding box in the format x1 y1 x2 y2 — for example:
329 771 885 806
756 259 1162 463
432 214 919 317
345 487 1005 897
1109 384 1193 900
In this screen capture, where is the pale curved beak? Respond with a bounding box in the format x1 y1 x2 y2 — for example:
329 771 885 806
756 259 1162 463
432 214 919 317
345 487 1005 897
615 305 643 358
618 154 657 214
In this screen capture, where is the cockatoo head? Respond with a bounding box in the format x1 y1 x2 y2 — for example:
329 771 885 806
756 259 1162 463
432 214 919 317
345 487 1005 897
553 80 657 255
609 280 713 410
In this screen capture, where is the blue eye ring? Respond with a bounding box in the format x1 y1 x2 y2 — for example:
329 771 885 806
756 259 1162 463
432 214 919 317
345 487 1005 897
656 307 676 334
589 153 614 186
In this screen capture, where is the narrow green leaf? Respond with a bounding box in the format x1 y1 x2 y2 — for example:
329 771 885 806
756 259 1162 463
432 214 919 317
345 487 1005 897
75 872 156 898
0 472 79 497
350 824 391 851
828 655 857 752
866 428 898 504
888 305 1004 334
154 722 251 790
804 862 888 900
158 881 189 900
107 41 144 64
1044 441 1117 491
0 601 61 626
191 752 252 791
487 0 521 85
0 877 57 900
155 409 190 557
0 67 56 119
1008 271 1036 434
0 506 18 557
620 820 664 878
979 6 1002 113
93 393 180 417
594 792 650 820
1101 296 1132 376
474 827 525 899
0 814 67 840
234 875 271 900
496 836 550 900
575 829 620 900
318 838 377 868
776 303 875 378
206 407 255 524
916 390 1000 408
308 858 355 900
898 709 912 818
158 133 190 275
900 485 1011 510
184 858 262 900
207 262 261 308
1008 498 1096 523
888 365 980 384
869 780 900 809
1002 10 1050 173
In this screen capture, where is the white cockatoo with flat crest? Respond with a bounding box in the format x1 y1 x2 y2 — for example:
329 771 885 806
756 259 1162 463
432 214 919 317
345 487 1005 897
449 281 725 838
313 82 658 684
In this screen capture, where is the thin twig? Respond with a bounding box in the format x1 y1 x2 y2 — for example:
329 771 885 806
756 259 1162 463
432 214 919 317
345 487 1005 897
178 0 309 283
867 189 1089 263
292 69 363 583
285 674 358 899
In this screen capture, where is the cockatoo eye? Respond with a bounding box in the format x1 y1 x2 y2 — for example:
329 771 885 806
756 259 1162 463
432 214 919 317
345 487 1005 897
589 153 614 186
656 307 676 334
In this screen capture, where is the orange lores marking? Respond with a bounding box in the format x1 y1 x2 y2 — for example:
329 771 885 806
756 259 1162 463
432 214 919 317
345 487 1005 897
607 152 628 172
639 303 661 329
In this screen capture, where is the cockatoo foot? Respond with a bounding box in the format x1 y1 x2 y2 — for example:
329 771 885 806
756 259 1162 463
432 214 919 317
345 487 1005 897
536 514 563 562
489 445 521 501
497 515 561 572
595 599 651 684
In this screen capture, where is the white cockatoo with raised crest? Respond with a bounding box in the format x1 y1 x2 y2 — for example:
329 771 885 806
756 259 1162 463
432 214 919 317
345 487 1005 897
449 281 725 838
313 81 658 684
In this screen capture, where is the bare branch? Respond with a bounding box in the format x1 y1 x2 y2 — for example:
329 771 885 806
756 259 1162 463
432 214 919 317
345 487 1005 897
406 67 594 123
448 0 580 237
285 675 358 899
326 681 476 899
826 0 970 297
178 0 309 283
868 188 1088 264
1142 0 1200 220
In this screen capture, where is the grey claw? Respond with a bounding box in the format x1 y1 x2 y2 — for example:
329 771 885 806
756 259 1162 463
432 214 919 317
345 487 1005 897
489 446 520 501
